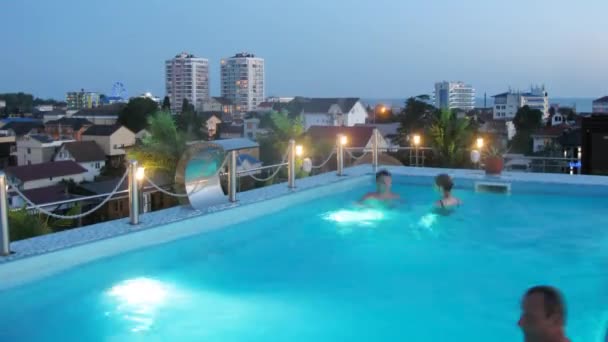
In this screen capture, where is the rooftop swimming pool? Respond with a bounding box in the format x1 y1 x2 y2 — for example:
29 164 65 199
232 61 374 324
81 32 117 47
0 168 607 341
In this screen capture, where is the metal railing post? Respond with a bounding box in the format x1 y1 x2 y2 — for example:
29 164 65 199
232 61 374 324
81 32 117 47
577 146 582 175
0 172 10 256
229 151 237 202
128 160 140 225
288 139 296 189
372 128 379 173
337 134 344 176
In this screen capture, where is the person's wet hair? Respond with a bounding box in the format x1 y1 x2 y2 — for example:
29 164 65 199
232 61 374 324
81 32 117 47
376 170 391 183
435 174 453 192
524 286 567 324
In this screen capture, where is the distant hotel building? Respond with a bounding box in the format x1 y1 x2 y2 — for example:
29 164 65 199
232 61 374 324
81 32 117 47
433 81 475 111
165 52 210 113
592 96 608 114
66 90 100 110
221 52 265 114
492 86 549 120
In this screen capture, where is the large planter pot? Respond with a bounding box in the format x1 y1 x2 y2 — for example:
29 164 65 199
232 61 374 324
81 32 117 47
485 156 504 175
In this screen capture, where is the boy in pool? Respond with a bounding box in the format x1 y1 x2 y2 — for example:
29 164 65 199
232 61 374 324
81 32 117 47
434 173 461 209
360 170 400 204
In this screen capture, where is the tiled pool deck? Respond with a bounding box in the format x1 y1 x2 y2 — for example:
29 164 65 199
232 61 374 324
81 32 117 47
1 165 607 289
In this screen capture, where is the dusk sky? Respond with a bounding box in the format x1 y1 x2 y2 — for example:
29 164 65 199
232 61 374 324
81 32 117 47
2 0 607 100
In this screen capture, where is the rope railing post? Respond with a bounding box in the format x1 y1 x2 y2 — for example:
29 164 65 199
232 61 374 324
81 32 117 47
0 172 10 256
337 134 345 176
372 128 379 173
128 160 140 225
229 150 237 202
288 139 296 189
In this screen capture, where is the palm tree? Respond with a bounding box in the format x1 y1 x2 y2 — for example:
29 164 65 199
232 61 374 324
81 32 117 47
428 109 474 167
128 111 188 176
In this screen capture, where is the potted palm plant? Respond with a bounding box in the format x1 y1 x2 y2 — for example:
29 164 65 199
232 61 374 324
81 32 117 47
484 146 505 175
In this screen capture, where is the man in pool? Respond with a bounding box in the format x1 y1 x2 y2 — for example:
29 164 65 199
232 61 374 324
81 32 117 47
518 286 570 342
360 169 400 204
434 173 461 210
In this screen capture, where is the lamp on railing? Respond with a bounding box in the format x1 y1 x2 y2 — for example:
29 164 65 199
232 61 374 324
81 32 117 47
0 172 10 256
229 151 237 203
412 134 421 167
129 160 142 225
288 139 297 189
337 134 347 176
476 137 484 150
372 128 379 173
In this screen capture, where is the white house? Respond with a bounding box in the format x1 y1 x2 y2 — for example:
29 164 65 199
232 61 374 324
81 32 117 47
82 125 136 167
54 141 106 181
135 129 150 141
5 160 88 190
297 98 368 130
493 86 549 120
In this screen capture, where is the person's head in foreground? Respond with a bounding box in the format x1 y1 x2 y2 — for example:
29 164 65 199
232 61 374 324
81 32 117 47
376 170 392 194
435 173 453 195
519 286 569 342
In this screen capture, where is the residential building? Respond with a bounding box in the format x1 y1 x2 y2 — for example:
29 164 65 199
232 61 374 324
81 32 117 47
0 119 44 137
135 129 150 142
221 52 265 114
255 101 274 113
72 103 124 125
66 90 101 110
530 125 571 153
581 115 608 175
78 175 178 224
0 131 17 168
213 138 261 175
165 52 210 114
0 100 5 110
293 98 367 131
266 96 294 103
54 141 106 181
45 117 93 141
592 96 608 114
200 97 235 114
81 125 136 167
493 86 549 120
198 113 222 138
34 105 54 112
7 184 72 210
13 135 74 166
355 123 401 145
433 81 475 111
5 160 88 190
41 110 67 123
306 126 390 151
218 123 244 139
243 117 269 141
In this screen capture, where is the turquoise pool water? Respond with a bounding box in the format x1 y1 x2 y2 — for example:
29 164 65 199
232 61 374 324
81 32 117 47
0 177 607 341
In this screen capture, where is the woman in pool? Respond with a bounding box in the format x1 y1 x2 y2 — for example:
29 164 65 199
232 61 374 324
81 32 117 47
434 173 461 211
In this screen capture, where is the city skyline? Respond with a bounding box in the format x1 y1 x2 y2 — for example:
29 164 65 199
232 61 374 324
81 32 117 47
1 0 607 100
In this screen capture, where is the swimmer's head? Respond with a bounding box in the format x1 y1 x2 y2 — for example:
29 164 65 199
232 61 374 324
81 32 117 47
435 173 453 192
376 169 392 192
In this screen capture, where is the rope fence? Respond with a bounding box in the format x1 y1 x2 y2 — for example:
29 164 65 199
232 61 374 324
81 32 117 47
9 169 129 220
311 150 336 169
238 146 290 183
345 149 369 161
